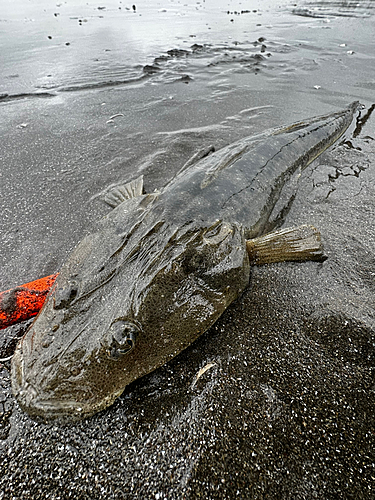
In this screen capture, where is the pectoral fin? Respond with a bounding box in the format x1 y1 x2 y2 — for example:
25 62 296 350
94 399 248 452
246 225 326 265
104 175 144 208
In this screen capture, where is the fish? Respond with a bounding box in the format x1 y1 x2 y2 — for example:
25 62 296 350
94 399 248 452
11 102 361 421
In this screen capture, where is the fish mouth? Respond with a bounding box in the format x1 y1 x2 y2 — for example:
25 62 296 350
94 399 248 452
19 394 88 419
13 382 95 421
11 346 93 421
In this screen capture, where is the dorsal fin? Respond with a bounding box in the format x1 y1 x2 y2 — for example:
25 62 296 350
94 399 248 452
104 175 144 208
176 145 215 176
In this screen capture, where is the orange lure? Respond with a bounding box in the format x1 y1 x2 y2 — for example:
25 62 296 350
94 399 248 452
0 274 58 330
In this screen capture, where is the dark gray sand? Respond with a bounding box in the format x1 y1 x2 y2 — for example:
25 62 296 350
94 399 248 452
0 1 374 498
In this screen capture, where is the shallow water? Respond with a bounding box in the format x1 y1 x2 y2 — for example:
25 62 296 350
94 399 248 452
1 0 374 97
0 0 281 95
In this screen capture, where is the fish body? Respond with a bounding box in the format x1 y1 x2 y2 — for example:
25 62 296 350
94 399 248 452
11 102 360 421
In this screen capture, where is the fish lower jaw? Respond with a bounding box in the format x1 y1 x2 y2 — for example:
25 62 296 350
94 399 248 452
10 349 122 422
12 377 87 421
13 380 126 423
13 393 107 423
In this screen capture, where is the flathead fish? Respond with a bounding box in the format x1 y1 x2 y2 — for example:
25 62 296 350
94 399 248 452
11 102 360 421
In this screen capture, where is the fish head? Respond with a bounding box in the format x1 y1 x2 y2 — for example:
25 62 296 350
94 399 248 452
11 214 249 422
10 281 141 421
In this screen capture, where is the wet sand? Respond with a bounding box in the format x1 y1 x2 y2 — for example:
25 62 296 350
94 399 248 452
0 1 374 498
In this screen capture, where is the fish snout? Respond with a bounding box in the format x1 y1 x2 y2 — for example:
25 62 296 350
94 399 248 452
11 346 41 413
11 349 90 420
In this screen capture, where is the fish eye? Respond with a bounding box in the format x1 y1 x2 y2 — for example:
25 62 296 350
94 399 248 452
105 320 139 360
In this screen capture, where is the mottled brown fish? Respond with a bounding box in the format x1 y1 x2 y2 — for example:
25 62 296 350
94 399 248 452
11 102 360 421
